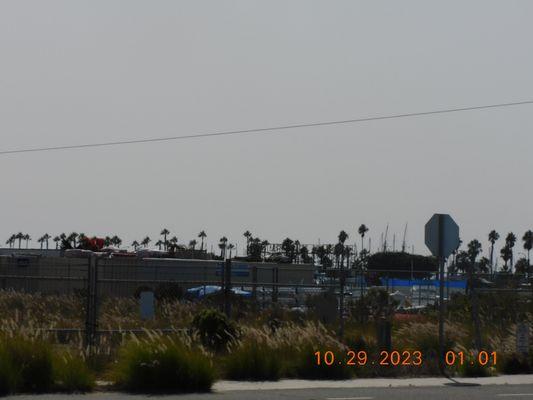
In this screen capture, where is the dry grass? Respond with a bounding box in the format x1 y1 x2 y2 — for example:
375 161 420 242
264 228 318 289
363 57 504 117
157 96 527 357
0 289 529 381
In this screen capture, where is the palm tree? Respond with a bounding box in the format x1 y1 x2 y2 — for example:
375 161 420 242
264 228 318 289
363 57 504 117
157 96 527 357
261 240 270 261
281 238 295 262
111 235 122 248
467 239 482 269
141 236 151 248
338 230 349 267
228 243 235 259
358 224 369 256
522 230 533 267
467 239 483 350
218 236 228 258
15 232 24 249
155 240 164 250
294 240 301 263
6 234 15 248
505 233 517 272
23 234 31 248
131 240 140 251
500 245 512 272
68 232 78 248
488 230 499 275
478 257 490 274
77 233 87 247
53 236 61 249
41 233 51 250
160 229 170 250
300 245 310 263
243 230 252 255
189 239 197 250
168 241 179 253
198 231 207 251
333 242 344 268
37 236 45 249
515 258 529 275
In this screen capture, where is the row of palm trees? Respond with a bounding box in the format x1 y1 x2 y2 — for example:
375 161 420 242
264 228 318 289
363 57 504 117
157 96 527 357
5 233 32 249
5 232 124 250
485 229 532 273
445 230 532 275
130 229 207 252
4 226 532 273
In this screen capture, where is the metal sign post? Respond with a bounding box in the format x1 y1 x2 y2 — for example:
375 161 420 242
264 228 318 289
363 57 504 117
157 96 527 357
516 322 530 355
85 254 99 352
425 214 460 373
224 258 232 318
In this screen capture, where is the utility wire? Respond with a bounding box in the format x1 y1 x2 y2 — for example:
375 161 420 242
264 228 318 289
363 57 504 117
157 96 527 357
1 99 532 156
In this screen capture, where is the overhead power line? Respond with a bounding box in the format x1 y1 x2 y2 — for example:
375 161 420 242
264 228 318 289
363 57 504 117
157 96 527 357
1 99 532 156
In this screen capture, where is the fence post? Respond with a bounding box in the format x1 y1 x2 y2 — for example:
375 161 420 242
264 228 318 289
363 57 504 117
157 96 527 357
224 258 232 318
339 265 345 339
85 254 98 352
272 267 279 303
252 266 257 303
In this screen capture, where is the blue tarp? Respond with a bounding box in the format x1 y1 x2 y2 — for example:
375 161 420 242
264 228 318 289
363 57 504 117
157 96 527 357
380 278 467 289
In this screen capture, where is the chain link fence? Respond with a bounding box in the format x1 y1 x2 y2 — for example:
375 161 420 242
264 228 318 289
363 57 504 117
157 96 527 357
0 253 530 354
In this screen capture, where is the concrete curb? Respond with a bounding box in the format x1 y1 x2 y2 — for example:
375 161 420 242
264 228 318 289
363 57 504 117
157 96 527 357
213 375 533 392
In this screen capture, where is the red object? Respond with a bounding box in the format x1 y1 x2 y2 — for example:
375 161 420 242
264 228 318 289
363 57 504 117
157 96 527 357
79 237 105 251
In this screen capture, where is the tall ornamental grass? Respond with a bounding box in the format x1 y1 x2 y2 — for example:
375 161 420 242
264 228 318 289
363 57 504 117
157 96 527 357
224 339 282 381
113 335 215 393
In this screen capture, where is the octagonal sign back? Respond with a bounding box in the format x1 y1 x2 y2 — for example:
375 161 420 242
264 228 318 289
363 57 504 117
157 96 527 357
424 214 460 259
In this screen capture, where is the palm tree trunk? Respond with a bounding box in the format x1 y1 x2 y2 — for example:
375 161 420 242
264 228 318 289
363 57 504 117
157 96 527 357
490 244 494 276
467 263 482 350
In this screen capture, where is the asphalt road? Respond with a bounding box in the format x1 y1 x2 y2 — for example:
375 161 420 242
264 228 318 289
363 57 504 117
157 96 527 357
11 384 533 400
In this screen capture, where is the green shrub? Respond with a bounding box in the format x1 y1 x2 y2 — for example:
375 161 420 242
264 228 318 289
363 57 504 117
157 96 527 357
114 338 215 393
0 347 16 396
394 322 466 376
192 309 238 352
3 336 54 393
500 354 532 375
224 340 281 381
54 354 95 392
458 353 493 377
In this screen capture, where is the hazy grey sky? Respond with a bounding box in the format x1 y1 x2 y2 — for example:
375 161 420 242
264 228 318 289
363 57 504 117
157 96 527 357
1 1 532 257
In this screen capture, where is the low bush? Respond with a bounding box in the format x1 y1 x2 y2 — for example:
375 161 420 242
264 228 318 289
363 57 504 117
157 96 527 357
113 337 215 393
395 322 467 376
192 309 238 352
224 339 281 381
0 347 17 396
3 336 54 393
53 354 95 393
457 353 493 377
500 354 532 375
